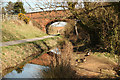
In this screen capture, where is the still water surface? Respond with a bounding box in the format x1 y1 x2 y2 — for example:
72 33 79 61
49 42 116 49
4 48 60 78
4 64 48 78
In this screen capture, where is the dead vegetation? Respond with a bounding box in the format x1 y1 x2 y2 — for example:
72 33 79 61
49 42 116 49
39 39 118 78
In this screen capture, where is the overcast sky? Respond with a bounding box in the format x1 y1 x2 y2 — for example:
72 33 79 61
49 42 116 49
51 22 67 27
2 0 87 13
2 0 69 13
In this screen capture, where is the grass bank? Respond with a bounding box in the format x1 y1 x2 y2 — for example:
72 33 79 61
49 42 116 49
1 19 62 77
1 36 61 77
2 20 47 42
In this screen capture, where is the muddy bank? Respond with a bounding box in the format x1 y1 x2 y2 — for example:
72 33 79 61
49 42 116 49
29 53 57 66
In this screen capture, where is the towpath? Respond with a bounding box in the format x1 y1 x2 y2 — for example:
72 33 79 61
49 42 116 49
1 35 57 47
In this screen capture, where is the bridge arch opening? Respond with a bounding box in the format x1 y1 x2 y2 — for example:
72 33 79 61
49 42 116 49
45 19 90 46
45 20 69 35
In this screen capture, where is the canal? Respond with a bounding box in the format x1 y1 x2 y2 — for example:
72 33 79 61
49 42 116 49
3 48 60 78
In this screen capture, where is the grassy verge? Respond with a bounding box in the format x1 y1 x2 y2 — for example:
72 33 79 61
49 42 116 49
2 20 47 42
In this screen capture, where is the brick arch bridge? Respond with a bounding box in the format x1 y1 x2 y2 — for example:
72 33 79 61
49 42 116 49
26 10 75 34
45 19 74 34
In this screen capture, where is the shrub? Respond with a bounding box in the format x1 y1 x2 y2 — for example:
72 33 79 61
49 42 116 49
23 16 30 24
18 13 30 24
41 41 77 78
18 13 25 20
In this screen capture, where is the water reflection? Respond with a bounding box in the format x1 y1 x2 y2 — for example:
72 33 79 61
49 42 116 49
50 48 60 54
3 48 60 78
4 64 49 78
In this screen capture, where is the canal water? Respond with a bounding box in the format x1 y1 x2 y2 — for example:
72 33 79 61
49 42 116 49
3 48 60 78
4 64 49 78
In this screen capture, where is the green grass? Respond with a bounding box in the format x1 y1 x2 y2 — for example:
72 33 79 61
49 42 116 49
2 20 47 42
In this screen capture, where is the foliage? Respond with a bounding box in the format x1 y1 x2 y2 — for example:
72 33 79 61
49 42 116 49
65 2 120 74
18 13 25 20
13 2 26 14
4 1 26 14
67 2 120 54
23 16 30 24
64 21 90 46
18 13 30 24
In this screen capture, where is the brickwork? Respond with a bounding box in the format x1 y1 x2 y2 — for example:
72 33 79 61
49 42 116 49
26 10 73 33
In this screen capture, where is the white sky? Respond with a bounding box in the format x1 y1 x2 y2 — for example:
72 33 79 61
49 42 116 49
2 0 68 13
51 22 67 27
2 0 87 13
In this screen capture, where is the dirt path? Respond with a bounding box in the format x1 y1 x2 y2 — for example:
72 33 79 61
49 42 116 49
1 35 57 47
72 53 117 78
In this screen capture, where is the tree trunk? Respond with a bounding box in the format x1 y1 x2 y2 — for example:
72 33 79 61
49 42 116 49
75 23 79 37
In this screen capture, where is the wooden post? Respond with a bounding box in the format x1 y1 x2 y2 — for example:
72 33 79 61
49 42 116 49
75 19 79 38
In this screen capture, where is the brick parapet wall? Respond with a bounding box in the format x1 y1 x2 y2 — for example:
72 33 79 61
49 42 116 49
26 10 71 33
